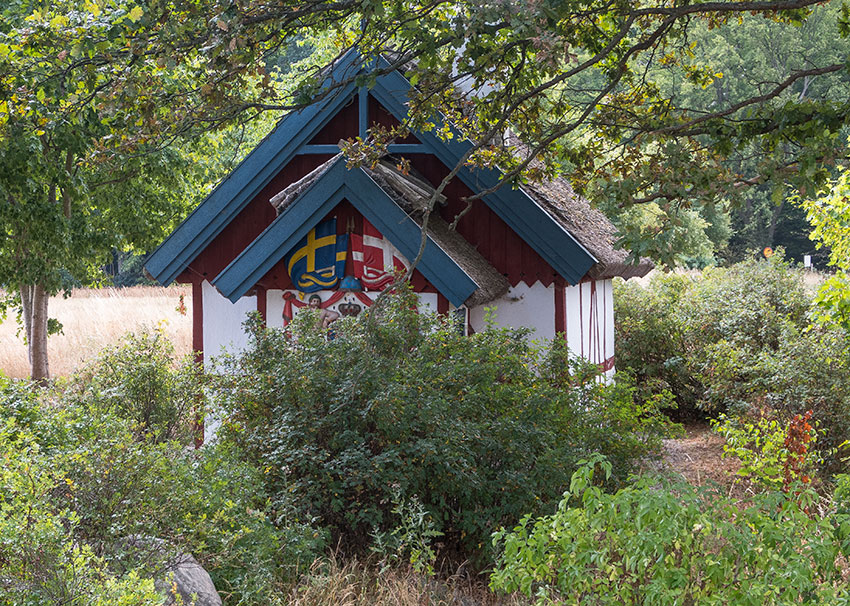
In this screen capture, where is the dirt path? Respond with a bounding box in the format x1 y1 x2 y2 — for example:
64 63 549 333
654 422 740 491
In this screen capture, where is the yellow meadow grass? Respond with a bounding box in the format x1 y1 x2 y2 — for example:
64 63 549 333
0 285 192 379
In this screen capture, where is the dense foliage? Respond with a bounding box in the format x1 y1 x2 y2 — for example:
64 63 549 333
218 290 673 563
615 255 850 474
2 1 849 292
66 329 204 444
491 457 850 605
0 332 321 606
0 1 308 380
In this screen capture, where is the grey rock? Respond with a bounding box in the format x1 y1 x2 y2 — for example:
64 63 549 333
158 553 222 606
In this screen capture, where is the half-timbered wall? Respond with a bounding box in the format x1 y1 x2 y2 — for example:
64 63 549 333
198 278 615 374
180 93 615 372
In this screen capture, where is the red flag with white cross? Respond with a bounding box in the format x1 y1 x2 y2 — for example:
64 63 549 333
350 218 409 289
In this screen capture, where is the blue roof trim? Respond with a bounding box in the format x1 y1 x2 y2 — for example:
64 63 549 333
145 51 364 285
148 48 597 288
369 62 597 285
344 169 477 307
213 158 478 306
212 157 349 300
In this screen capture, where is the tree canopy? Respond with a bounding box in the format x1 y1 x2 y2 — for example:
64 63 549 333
3 0 850 376
0 0 255 378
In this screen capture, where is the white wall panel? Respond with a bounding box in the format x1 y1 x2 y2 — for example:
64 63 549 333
202 280 256 370
468 282 555 340
266 289 285 329
417 292 439 315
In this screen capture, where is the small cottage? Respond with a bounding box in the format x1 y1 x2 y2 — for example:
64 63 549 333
145 51 652 375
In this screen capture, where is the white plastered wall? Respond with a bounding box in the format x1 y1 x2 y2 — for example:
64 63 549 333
468 281 556 341
417 292 439 315
207 279 614 375
202 280 256 371
464 279 615 376
266 289 286 329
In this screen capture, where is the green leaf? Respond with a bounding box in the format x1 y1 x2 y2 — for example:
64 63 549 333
127 6 143 22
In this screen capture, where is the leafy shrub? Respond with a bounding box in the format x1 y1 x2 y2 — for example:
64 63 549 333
612 272 701 418
681 255 809 352
66 327 204 444
616 255 811 415
0 332 323 606
0 412 163 606
369 492 443 575
218 290 674 563
491 456 850 605
615 255 850 476
755 326 850 473
713 411 820 490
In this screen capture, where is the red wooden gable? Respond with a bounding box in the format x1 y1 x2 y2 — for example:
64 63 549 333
177 94 557 290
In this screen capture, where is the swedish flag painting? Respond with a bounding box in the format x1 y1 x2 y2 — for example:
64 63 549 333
284 219 348 293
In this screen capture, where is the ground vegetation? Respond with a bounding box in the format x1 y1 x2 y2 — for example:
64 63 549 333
218 289 674 565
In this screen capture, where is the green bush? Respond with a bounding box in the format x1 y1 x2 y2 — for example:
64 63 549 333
756 325 850 473
616 255 811 416
0 331 323 606
713 411 821 490
681 256 809 352
218 289 674 563
615 255 850 476
612 272 701 418
491 456 850 605
0 407 163 606
66 327 204 444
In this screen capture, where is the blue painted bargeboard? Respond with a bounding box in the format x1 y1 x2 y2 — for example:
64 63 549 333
147 49 597 289
212 157 478 307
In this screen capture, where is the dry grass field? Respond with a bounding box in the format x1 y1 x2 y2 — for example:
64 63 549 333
0 285 192 379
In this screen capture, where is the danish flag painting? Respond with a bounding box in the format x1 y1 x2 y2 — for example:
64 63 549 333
350 218 410 290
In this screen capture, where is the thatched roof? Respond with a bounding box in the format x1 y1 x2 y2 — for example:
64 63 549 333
269 157 338 213
362 161 510 307
521 178 653 280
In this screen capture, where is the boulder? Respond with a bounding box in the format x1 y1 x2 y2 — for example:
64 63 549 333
159 553 222 606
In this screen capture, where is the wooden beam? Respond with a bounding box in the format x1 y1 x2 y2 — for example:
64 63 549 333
256 285 267 323
358 87 368 140
192 280 204 449
300 143 428 155
386 144 428 154
300 144 342 154
554 280 566 339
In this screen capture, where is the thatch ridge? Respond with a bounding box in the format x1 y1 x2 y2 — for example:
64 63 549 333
521 177 653 280
269 154 342 214
363 162 510 307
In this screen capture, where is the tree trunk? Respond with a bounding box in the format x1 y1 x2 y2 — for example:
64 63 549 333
28 284 50 382
767 198 785 247
19 284 34 364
